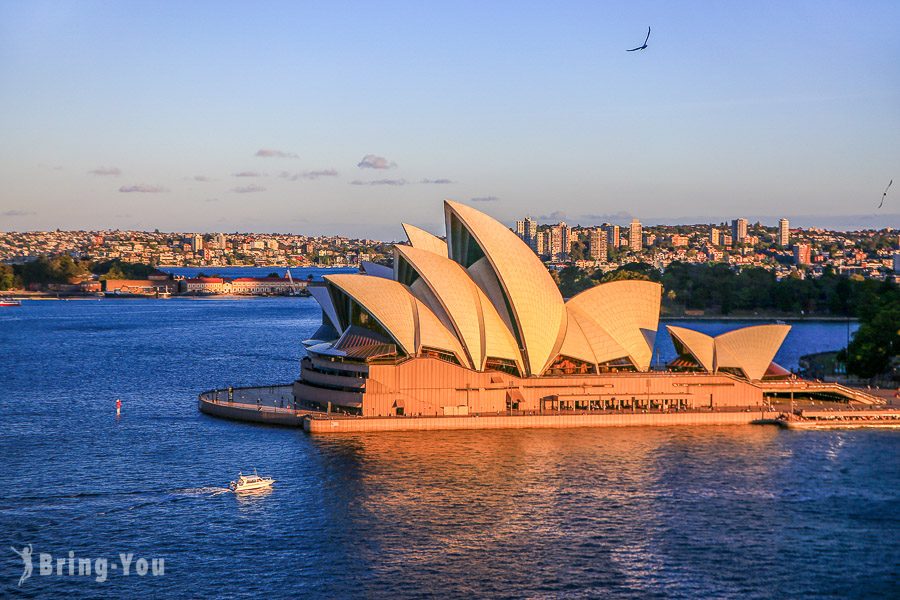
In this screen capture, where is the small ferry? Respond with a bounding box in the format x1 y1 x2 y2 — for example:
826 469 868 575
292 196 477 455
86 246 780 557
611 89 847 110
0 299 22 307
228 470 275 492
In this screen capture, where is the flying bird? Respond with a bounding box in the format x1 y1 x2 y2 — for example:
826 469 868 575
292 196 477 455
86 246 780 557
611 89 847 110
627 27 651 52
878 179 892 209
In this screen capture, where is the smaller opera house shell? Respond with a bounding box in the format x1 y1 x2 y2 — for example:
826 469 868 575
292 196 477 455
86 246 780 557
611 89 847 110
296 201 791 417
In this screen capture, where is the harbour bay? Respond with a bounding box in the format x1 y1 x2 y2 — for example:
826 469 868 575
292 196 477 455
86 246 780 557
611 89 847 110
0 298 896 598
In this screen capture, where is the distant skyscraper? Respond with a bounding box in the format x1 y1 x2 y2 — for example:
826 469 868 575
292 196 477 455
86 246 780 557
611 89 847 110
629 219 642 252
731 218 748 245
535 230 550 257
778 218 790 247
793 243 811 265
588 227 607 260
515 217 538 250
215 233 226 249
191 234 204 253
525 217 537 249
548 222 569 259
709 226 720 246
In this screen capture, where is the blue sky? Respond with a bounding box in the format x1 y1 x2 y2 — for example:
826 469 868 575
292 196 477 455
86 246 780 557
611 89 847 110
1 1 898 239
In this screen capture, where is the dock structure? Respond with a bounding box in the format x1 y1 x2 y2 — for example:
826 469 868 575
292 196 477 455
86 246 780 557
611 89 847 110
197 382 889 434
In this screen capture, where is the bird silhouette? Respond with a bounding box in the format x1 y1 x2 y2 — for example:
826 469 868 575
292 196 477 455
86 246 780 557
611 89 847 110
878 179 892 209
627 27 651 52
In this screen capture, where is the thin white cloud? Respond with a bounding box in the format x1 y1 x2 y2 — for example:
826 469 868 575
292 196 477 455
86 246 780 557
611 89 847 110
2 209 35 216
256 148 299 158
350 179 407 186
470 196 499 202
89 166 121 176
231 184 266 193
119 184 168 193
233 171 264 177
420 178 454 184
193 175 212 182
357 154 396 169
278 169 339 181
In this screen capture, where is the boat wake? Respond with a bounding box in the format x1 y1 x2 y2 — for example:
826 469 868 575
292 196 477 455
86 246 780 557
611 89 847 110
171 486 231 496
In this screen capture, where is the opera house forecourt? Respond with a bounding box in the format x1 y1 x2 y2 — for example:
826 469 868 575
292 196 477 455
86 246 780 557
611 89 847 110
199 200 884 432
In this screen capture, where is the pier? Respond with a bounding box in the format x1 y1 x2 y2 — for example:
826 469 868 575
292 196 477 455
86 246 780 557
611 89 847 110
198 383 892 433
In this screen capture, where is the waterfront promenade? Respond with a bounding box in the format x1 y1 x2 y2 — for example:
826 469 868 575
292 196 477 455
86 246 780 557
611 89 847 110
198 384 892 433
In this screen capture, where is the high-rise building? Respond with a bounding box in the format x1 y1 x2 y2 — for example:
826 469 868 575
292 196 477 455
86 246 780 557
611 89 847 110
525 217 537 250
215 233 226 249
191 234 204 253
629 219 642 253
515 219 526 238
588 227 607 260
731 218 748 245
515 217 538 250
793 243 811 265
535 230 550 257
710 226 720 246
548 222 569 259
778 218 790 247
604 223 619 251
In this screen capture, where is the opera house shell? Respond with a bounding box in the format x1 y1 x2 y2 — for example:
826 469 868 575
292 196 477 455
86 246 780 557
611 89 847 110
295 201 791 417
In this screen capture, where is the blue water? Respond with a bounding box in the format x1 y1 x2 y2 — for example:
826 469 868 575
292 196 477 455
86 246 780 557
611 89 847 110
1 299 896 598
160 266 357 281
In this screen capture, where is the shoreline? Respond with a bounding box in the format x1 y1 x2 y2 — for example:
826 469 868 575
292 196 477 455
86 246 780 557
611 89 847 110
197 384 891 434
0 292 861 319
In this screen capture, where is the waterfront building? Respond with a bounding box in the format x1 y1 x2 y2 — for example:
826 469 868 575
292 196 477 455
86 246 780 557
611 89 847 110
778 218 790 247
629 219 642 253
296 201 794 417
732 218 748 244
794 243 811 265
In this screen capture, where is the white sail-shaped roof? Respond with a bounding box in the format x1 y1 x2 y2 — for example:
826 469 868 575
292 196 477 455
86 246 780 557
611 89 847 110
444 200 566 376
564 303 631 365
665 323 791 381
309 285 340 332
666 325 715 372
401 223 448 257
714 324 790 381
323 273 467 365
566 280 661 371
360 260 393 279
394 244 523 373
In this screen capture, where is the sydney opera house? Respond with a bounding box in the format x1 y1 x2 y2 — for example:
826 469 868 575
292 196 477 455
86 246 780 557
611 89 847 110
294 201 794 417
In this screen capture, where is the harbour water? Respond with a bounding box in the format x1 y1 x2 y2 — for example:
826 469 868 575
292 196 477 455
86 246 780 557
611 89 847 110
1 298 897 598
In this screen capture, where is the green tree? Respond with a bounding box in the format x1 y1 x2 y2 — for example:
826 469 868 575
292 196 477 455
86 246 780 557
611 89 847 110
844 284 900 378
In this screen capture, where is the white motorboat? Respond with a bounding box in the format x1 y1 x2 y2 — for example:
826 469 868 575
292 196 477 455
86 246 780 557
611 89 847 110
229 470 275 492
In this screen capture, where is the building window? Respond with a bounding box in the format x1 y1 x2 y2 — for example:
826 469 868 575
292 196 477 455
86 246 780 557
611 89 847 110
545 355 595 376
485 357 521 377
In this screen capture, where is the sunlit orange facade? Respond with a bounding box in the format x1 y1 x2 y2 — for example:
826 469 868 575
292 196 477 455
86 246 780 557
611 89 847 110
295 201 791 417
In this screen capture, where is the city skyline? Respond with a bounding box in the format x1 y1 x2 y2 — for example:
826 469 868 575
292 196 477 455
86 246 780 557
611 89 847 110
2 2 899 239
